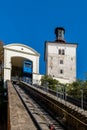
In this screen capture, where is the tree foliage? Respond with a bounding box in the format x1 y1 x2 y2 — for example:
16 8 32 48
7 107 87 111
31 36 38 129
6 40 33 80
41 75 87 101
67 79 87 100
41 75 59 90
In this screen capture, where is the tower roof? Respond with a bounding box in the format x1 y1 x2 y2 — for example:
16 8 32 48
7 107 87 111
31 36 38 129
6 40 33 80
55 27 65 34
55 27 65 43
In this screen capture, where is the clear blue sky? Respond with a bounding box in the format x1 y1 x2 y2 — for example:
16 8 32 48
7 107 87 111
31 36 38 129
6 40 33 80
0 0 87 80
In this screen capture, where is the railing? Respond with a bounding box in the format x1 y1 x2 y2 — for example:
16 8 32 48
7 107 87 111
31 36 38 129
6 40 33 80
20 81 87 130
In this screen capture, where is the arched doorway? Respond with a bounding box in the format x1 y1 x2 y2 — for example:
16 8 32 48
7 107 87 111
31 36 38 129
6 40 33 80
3 43 40 87
11 57 33 84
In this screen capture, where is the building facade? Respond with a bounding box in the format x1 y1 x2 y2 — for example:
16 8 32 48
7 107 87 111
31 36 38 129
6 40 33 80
3 43 42 87
44 27 77 83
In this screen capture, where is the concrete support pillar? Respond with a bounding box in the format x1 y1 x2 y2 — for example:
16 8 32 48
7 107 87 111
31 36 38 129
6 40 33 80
4 50 11 88
4 68 11 88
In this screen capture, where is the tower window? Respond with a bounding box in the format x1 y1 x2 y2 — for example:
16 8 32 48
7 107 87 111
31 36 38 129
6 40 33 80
58 49 65 55
71 57 73 61
62 49 65 55
60 69 63 74
59 49 61 54
60 60 63 64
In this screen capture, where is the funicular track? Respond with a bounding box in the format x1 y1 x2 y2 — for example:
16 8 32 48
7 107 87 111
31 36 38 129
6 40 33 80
17 81 87 130
14 84 66 130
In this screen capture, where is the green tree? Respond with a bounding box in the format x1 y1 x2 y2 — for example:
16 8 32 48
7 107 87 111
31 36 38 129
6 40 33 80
41 75 59 90
82 81 87 101
67 80 85 99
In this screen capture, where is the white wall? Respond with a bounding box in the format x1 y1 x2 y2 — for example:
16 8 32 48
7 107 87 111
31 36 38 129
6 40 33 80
3 43 40 87
45 42 77 83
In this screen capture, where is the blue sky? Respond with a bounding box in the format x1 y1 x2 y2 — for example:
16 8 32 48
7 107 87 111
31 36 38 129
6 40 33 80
0 0 87 80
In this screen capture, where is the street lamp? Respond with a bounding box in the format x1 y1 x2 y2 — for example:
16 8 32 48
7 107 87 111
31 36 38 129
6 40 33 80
56 85 58 99
81 89 84 109
44 81 49 93
46 81 49 93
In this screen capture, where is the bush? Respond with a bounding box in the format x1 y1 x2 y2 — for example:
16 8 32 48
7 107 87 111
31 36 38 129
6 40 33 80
41 75 59 90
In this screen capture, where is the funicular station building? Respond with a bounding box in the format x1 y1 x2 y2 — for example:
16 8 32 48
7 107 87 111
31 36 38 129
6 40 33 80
0 43 41 87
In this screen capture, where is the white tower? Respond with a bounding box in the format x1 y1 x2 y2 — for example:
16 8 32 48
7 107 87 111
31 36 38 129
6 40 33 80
44 27 77 83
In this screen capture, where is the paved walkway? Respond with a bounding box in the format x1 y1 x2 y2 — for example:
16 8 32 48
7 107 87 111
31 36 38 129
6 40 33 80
7 81 37 130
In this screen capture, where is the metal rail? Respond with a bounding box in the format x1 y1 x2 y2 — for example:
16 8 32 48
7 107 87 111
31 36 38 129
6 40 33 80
19 81 87 130
14 84 65 130
33 84 87 110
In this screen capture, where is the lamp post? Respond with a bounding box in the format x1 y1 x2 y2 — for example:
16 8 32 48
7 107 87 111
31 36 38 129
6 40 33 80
56 85 58 100
61 84 64 100
46 81 49 93
44 81 49 93
60 84 67 104
81 89 84 109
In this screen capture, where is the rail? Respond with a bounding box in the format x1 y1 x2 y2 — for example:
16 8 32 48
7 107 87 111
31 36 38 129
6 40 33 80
20 81 87 130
